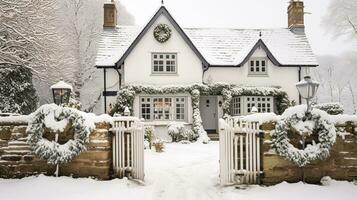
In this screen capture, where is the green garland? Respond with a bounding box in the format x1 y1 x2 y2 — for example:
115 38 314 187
111 83 290 139
153 24 172 43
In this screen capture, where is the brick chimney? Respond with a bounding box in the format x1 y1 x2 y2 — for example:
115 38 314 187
288 0 305 33
104 0 117 28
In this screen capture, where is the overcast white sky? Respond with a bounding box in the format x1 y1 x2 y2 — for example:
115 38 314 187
119 0 354 56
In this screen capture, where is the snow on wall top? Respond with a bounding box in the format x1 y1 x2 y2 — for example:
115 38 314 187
95 26 318 67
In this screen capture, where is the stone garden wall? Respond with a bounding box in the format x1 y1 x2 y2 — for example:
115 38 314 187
0 119 112 180
261 120 357 185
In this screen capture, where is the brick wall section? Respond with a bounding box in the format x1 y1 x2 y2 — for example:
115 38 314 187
261 121 357 185
0 122 112 179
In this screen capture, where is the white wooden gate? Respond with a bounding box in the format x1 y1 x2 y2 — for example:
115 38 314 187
219 117 262 186
111 117 144 181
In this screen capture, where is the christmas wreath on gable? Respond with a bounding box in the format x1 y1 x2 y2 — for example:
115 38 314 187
153 23 172 43
271 105 336 167
26 104 94 165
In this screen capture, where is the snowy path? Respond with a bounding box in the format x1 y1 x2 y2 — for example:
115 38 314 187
0 142 357 200
144 143 223 200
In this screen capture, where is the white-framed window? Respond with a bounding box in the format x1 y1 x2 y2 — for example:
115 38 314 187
152 53 177 74
232 97 242 116
249 58 268 75
139 96 187 121
231 96 274 116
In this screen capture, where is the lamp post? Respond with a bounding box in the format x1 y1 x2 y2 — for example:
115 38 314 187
51 79 73 105
296 76 320 112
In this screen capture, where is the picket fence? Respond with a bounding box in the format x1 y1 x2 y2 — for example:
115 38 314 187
111 117 145 181
219 117 263 185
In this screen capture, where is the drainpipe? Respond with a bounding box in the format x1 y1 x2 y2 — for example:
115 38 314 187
104 68 107 113
115 68 122 89
298 66 302 105
202 64 209 84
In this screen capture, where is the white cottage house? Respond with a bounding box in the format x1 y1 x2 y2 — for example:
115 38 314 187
95 1 318 139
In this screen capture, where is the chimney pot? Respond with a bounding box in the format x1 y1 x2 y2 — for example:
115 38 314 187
288 0 305 33
104 1 117 28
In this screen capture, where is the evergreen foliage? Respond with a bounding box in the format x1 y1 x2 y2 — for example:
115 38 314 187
272 105 337 167
0 65 38 114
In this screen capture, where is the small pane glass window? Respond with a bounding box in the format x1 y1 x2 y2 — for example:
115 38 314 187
152 53 177 73
249 58 268 75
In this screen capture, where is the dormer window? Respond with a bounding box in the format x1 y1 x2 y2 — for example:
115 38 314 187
152 53 177 74
249 58 268 76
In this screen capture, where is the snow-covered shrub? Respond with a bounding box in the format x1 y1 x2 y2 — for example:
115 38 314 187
145 126 155 149
321 176 333 186
153 139 164 152
0 65 38 115
111 88 136 115
167 122 198 142
167 122 185 142
313 103 344 115
62 92 82 110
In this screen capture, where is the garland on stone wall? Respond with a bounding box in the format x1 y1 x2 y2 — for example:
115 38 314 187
26 104 94 165
271 105 337 167
111 83 290 142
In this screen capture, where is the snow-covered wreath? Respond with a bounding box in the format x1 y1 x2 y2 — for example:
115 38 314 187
26 104 94 165
153 24 172 43
272 105 336 167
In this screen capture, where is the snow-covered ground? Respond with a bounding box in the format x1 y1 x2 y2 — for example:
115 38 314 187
1 142 356 200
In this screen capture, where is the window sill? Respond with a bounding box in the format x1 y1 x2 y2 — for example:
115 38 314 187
151 73 178 76
143 121 190 126
248 74 269 77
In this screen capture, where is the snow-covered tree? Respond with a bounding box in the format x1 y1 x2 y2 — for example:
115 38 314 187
57 0 135 112
0 0 75 106
312 53 357 114
323 0 357 39
0 64 38 114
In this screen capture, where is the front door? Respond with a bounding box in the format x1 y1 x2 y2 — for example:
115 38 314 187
199 96 217 131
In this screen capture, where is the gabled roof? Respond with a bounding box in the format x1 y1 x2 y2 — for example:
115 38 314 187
114 6 209 68
95 6 318 68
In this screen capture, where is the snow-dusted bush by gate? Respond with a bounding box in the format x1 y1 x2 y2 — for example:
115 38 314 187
313 103 344 115
167 122 197 142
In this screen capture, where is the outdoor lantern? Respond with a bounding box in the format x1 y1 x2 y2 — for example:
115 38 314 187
296 76 319 112
51 79 73 105
123 106 130 116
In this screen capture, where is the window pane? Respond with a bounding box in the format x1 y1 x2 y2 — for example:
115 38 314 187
256 61 260 66
262 60 266 66
250 61 254 66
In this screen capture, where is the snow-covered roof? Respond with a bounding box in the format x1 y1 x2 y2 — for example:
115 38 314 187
96 26 318 67
95 6 318 68
96 26 142 67
50 80 73 90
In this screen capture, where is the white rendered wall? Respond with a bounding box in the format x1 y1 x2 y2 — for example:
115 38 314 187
204 47 301 103
103 68 121 113
123 14 203 85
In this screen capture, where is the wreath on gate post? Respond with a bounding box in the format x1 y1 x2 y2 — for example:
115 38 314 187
271 105 336 167
27 104 94 165
153 24 172 43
